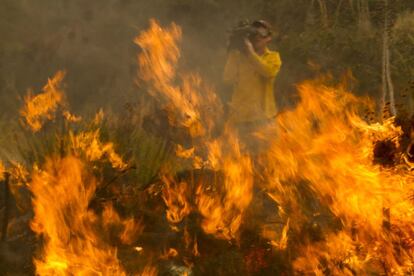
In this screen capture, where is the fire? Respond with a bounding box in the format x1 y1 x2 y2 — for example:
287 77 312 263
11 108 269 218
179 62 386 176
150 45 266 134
195 130 254 240
62 110 82 123
293 232 367 275
134 19 199 134
136 20 253 241
22 72 138 275
161 248 179 259
101 204 144 246
161 175 192 225
9 161 29 184
268 219 289 250
3 18 413 275
162 139 254 239
20 71 65 132
0 160 4 181
69 129 127 170
175 145 195 159
29 156 126 275
260 80 414 272
141 265 158 276
135 19 221 138
160 131 254 240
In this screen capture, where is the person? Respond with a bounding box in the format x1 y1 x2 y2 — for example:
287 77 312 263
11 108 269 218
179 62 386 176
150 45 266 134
223 20 282 154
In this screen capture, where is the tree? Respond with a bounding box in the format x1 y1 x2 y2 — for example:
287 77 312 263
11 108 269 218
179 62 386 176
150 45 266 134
381 0 396 117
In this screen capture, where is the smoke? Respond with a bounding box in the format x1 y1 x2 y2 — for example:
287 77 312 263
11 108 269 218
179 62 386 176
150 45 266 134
0 0 273 118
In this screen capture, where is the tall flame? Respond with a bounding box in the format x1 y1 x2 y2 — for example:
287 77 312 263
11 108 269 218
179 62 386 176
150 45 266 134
0 160 5 181
11 18 414 275
260 80 414 273
196 129 254 240
29 156 126 275
135 19 221 137
24 73 134 275
161 175 192 225
136 20 253 241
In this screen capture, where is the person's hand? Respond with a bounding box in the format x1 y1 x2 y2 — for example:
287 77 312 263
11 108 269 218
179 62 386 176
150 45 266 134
243 37 255 55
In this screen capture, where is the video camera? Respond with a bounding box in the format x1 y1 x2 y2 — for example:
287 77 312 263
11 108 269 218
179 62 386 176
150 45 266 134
227 20 273 52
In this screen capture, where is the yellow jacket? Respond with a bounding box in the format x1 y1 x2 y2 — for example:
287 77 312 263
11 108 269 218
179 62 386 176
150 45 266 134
223 48 281 123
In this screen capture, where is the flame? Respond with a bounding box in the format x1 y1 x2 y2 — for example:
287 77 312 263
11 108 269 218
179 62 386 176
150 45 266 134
69 129 127 170
195 129 254 240
161 248 179 259
29 156 126 275
135 19 198 133
259 80 414 272
135 19 221 137
9 19 413 274
134 246 143 253
161 130 254 240
161 176 191 225
268 219 289 250
63 111 82 123
9 161 29 185
20 71 65 132
136 20 251 240
120 218 144 245
175 145 195 159
93 108 105 125
141 265 158 276
0 161 4 181
101 204 144 245
193 235 200 257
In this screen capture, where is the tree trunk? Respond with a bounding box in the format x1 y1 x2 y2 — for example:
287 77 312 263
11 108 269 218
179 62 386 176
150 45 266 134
381 0 396 118
317 0 329 28
348 0 355 15
305 0 317 26
1 173 10 241
334 0 344 26
357 0 371 32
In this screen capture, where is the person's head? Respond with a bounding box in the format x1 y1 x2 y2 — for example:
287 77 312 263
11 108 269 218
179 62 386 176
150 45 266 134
249 20 273 51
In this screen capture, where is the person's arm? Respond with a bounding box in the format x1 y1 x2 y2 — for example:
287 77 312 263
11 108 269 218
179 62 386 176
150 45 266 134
244 39 282 78
223 50 239 83
248 51 281 78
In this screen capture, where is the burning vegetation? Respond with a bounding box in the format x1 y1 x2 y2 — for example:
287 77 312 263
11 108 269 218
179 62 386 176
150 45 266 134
1 19 414 275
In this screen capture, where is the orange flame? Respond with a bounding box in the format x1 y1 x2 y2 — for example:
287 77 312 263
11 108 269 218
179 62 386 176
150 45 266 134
29 156 126 275
9 161 29 185
161 176 192 225
69 129 127 170
20 71 65 132
62 111 82 123
259 80 414 272
136 20 253 241
269 219 289 250
141 265 158 276
160 248 179 260
135 19 221 137
0 161 4 181
101 204 144 245
19 19 414 275
196 129 254 240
